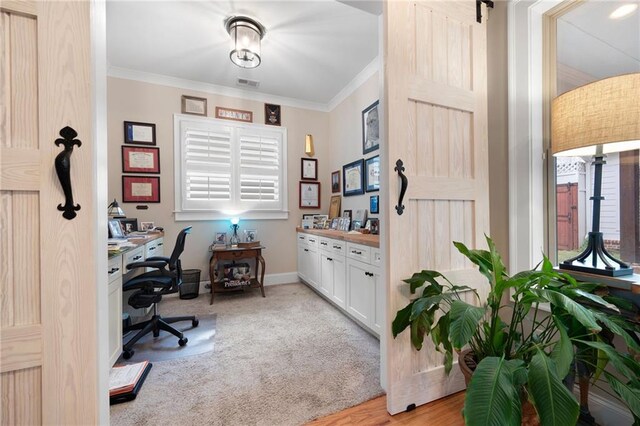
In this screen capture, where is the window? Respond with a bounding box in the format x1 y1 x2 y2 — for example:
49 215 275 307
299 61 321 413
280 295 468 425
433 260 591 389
174 115 288 220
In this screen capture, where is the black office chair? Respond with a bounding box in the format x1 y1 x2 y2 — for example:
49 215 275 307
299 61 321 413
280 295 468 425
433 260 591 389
121 227 199 359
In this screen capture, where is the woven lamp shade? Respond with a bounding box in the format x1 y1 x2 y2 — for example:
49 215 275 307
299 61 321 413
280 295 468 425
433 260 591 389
551 73 640 157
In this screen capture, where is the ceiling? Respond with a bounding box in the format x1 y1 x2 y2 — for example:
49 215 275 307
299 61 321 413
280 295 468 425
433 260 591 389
106 1 380 107
557 1 640 80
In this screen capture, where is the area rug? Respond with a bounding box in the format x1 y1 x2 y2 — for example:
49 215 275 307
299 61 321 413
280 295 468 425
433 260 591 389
118 314 216 363
110 283 383 426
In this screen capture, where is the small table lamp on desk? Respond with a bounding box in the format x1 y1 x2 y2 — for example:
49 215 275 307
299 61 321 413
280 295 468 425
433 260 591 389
552 73 640 277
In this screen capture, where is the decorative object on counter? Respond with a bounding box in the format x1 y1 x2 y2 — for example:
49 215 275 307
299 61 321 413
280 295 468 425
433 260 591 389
108 198 126 218
339 217 351 231
225 15 265 69
368 218 379 235
244 229 258 243
313 215 328 229
124 121 156 145
215 106 253 122
365 155 380 192
122 176 160 203
265 103 281 126
331 170 340 193
329 195 341 219
301 218 314 229
301 158 318 181
215 232 227 245
552 73 640 277
343 209 352 223
302 214 315 220
343 159 364 196
352 220 362 231
181 95 207 116
299 181 321 208
108 219 125 239
370 195 379 214
304 134 315 157
118 218 138 234
122 146 160 174
140 221 155 231
353 209 368 229
330 218 339 230
362 100 379 154
229 217 241 247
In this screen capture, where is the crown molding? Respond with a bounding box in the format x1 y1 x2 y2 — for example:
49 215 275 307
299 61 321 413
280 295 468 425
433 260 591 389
107 65 330 112
107 57 380 113
326 57 380 111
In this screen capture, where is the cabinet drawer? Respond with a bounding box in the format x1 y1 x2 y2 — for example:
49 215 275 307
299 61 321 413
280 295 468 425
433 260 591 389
347 243 371 264
318 238 332 251
145 237 163 257
107 256 122 283
372 248 382 267
297 233 307 246
123 246 145 269
306 235 319 248
330 240 346 256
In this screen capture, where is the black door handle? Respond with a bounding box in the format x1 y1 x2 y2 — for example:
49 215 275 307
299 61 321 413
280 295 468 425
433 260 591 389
55 127 82 220
395 159 408 215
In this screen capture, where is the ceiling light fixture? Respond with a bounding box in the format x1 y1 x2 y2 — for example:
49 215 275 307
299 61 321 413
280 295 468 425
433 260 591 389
609 3 638 19
225 16 266 69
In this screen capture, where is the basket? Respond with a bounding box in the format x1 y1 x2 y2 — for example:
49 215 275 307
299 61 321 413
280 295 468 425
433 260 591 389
180 269 201 300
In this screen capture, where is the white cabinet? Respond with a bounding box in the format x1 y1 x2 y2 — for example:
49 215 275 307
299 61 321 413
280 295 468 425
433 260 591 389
144 237 164 272
297 231 381 337
107 256 122 366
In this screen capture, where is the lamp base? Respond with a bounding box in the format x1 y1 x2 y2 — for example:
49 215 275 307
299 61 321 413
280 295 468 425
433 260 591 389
559 232 633 277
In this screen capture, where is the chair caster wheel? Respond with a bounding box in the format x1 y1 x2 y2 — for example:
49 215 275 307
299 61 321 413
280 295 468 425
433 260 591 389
192 319 199 327
123 349 134 360
178 338 188 346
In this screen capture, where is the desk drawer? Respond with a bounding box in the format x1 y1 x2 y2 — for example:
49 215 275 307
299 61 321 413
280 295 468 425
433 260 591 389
108 256 122 283
123 246 145 270
306 235 319 248
330 240 346 256
347 243 371 264
145 237 164 258
318 238 332 251
297 233 307 246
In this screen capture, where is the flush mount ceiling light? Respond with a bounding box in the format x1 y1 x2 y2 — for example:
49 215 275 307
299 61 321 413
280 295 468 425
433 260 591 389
609 3 638 19
225 16 266 69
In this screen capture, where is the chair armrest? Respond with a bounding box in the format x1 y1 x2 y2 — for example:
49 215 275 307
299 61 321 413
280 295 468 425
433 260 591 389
126 260 167 271
146 256 170 263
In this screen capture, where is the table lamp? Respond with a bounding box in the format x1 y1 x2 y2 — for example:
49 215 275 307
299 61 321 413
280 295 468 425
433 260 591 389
108 198 126 218
551 73 640 276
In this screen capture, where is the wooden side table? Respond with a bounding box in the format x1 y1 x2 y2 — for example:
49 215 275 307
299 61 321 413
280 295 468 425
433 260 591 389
208 246 266 304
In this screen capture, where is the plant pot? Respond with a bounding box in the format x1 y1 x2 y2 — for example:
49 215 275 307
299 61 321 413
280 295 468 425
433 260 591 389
458 350 539 426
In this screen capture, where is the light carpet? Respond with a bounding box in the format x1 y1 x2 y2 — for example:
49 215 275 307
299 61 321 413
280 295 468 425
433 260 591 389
110 282 383 426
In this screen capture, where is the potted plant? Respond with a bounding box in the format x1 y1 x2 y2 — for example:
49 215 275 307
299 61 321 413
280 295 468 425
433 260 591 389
392 236 640 425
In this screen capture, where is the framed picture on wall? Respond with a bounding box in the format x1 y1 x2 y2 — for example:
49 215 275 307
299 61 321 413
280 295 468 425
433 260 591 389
122 146 160 174
331 170 340 193
124 121 156 145
122 176 160 203
301 158 318 181
265 103 281 126
299 181 321 209
181 95 207 116
362 100 379 154
343 159 364 196
370 195 379 214
365 155 380 192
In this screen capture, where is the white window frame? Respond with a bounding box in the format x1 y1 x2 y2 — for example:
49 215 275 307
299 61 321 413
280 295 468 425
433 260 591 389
173 114 288 221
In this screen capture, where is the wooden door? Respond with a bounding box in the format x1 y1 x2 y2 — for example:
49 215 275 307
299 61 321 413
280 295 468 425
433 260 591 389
1 1 97 424
556 183 579 251
383 0 490 414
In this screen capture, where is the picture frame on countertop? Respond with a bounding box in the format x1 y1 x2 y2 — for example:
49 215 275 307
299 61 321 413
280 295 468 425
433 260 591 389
108 219 125 239
181 95 208 116
302 214 315 220
330 218 339 230
140 221 155 231
122 175 160 203
117 218 138 234
369 218 379 235
343 209 352 222
301 158 318 181
244 229 258 243
362 100 379 154
343 159 364 196
124 121 156 146
122 146 160 174
215 232 227 244
329 195 341 219
299 181 321 209
365 155 380 192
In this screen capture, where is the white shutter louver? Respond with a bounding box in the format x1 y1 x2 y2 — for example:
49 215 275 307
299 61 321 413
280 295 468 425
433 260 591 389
239 132 281 206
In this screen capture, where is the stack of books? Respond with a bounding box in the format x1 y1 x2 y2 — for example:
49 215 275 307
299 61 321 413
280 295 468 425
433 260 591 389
109 361 152 405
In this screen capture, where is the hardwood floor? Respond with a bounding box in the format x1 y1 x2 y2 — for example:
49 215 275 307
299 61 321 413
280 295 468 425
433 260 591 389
307 392 466 425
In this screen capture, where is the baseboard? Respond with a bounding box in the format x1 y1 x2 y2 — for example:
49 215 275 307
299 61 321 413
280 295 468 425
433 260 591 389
585 389 633 426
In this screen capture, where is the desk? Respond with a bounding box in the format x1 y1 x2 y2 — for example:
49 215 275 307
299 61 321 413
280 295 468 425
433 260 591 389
208 246 266 304
107 232 164 366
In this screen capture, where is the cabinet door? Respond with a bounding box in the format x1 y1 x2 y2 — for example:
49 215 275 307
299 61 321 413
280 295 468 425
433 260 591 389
297 244 307 281
319 253 334 297
108 278 123 366
372 269 383 335
332 256 347 309
347 260 373 326
307 247 320 289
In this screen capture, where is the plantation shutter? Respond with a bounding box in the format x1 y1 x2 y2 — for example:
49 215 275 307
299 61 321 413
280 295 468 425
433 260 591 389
238 129 282 210
182 122 233 210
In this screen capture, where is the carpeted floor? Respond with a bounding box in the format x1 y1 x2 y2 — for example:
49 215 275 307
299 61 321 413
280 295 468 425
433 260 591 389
110 282 383 426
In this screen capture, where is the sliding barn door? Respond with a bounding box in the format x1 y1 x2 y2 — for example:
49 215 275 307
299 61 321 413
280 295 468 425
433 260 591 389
1 1 98 423
383 0 490 414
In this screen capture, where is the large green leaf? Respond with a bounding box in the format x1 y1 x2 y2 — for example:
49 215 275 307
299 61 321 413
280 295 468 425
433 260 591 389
410 294 449 321
564 288 618 312
575 340 640 379
463 356 521 426
606 372 640 419
550 317 573 380
453 241 494 282
527 349 579 426
592 311 640 352
392 301 414 337
403 270 445 294
449 300 486 350
505 359 528 388
536 289 601 333
410 308 435 350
